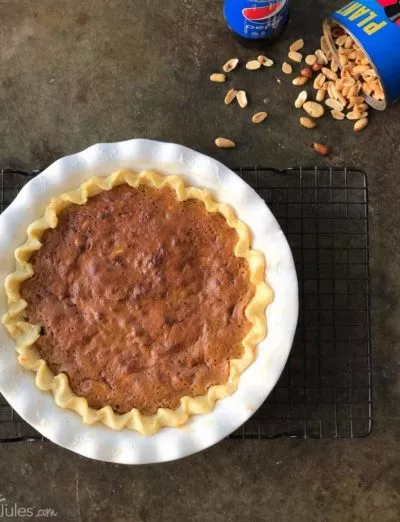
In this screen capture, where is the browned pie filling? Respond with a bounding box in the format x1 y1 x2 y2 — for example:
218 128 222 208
21 184 253 415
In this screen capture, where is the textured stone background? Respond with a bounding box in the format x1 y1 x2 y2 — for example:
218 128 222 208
0 1 399 521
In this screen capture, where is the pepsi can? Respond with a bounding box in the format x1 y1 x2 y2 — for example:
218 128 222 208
223 0 290 43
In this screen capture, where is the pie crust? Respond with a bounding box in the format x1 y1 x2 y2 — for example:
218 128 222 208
2 170 273 435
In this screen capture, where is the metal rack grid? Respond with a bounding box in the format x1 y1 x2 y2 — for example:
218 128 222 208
0 166 372 442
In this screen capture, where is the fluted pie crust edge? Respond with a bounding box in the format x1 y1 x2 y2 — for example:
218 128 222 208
2 169 274 435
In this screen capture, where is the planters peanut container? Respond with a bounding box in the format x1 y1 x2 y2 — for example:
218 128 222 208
323 0 400 110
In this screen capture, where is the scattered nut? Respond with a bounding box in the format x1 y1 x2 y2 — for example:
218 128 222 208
336 34 347 46
313 142 329 156
325 98 344 112
335 89 347 107
305 54 317 66
340 85 349 97
300 117 316 129
348 84 359 98
258 55 274 67
344 35 353 49
210 73 226 83
358 102 369 111
215 137 236 148
312 63 323 72
335 79 343 91
347 110 368 120
331 110 345 120
352 64 370 76
282 62 293 74
303 101 325 118
288 51 303 63
313 73 326 90
350 96 364 105
213 25 378 153
315 49 328 65
293 76 308 86
301 67 313 78
252 111 268 124
341 76 356 87
331 60 339 73
236 90 248 108
246 59 262 70
289 39 305 52
322 67 338 81
316 88 326 102
354 105 369 117
353 117 368 132
327 81 336 100
223 58 239 73
224 88 237 105
295 90 308 109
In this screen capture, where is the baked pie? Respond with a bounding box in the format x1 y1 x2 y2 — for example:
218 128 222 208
2 170 273 434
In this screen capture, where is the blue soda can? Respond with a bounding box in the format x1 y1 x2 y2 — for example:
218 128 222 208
323 0 400 109
224 0 290 43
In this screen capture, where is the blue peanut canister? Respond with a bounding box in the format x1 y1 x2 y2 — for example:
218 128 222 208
323 0 400 109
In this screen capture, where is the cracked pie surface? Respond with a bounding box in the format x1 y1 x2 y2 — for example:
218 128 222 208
2 170 273 435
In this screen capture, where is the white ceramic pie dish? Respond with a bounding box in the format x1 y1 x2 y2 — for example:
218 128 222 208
0 139 298 464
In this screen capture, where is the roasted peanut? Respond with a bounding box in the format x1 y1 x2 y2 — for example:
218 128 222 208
303 101 325 118
246 60 262 71
295 90 308 109
290 39 305 52
293 76 309 86
258 55 274 67
210 73 226 83
288 51 303 63
312 63 323 72
301 67 313 78
224 89 237 105
313 142 329 156
236 90 248 108
300 117 316 129
215 137 236 148
282 62 293 74
331 110 345 120
305 54 317 66
252 112 268 124
223 59 239 73
353 117 368 132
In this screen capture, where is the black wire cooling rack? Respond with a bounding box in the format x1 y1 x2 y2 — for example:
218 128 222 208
0 166 372 442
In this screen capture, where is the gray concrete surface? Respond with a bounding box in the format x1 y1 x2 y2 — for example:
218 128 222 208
0 1 399 521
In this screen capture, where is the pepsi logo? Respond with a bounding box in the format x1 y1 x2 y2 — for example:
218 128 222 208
242 1 286 23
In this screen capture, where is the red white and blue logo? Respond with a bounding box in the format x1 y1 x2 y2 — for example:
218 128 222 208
242 1 287 24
